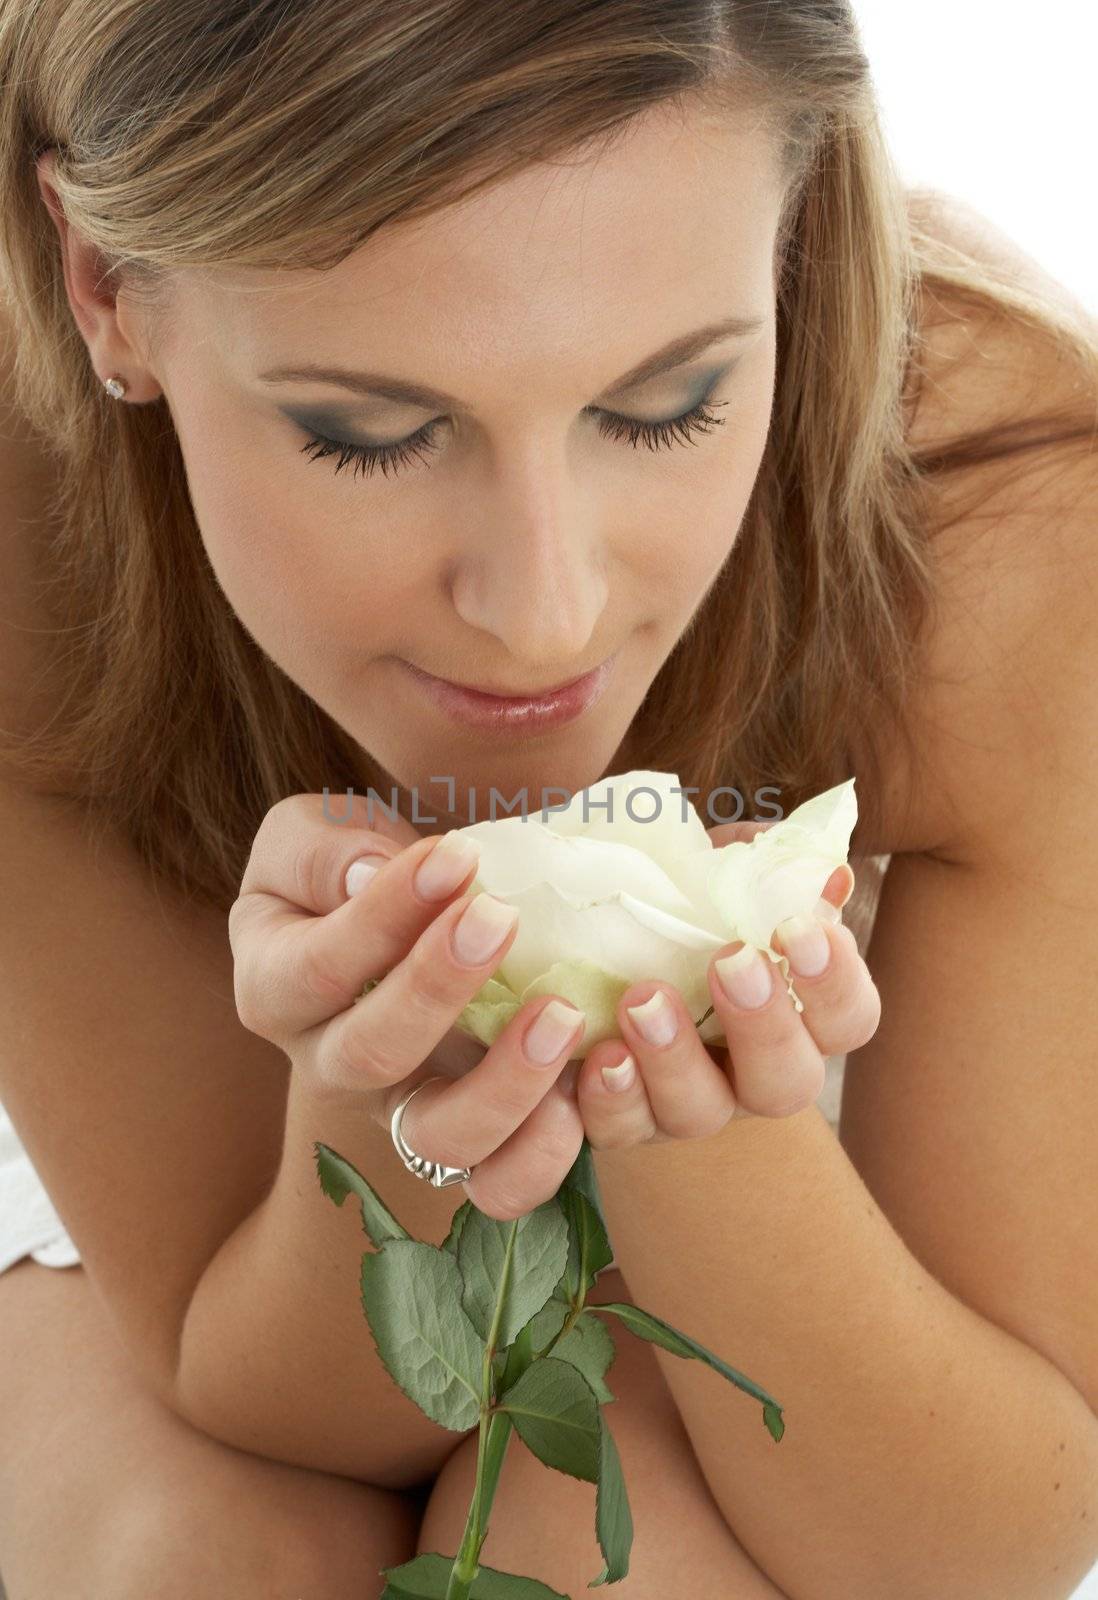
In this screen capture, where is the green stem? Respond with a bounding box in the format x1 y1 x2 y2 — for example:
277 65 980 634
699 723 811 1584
444 1410 515 1597
444 1224 521 1599
443 1196 596 1596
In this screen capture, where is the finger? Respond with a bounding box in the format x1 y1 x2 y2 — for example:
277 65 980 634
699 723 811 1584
375 994 586 1170
613 985 738 1138
461 1073 586 1222
233 819 482 1043
708 939 827 1118
820 863 856 911
308 887 523 1093
262 831 482 1035
236 790 419 913
573 1045 660 1149
770 917 881 1058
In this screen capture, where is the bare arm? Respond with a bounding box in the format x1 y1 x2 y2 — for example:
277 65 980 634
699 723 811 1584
175 1072 475 1491
174 792 586 1490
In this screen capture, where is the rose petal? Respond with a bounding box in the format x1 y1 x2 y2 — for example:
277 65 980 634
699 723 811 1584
455 814 696 917
447 772 860 1060
542 769 712 868
707 779 858 947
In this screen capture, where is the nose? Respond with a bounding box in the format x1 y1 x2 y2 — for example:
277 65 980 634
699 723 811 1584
448 463 611 667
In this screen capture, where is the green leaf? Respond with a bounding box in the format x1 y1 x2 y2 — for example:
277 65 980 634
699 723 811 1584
523 1302 616 1402
500 1356 600 1483
360 1240 484 1432
553 1314 617 1405
524 1295 570 1353
559 1188 614 1300
457 1199 570 1349
588 1410 633 1586
762 1402 784 1444
591 1303 785 1441
442 1199 473 1257
561 1139 608 1236
314 1140 409 1248
380 1550 570 1598
496 1319 534 1396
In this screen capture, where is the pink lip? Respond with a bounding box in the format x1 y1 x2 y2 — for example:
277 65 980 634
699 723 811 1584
401 653 617 732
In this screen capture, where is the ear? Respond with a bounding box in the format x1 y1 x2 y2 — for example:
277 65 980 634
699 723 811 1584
33 149 163 403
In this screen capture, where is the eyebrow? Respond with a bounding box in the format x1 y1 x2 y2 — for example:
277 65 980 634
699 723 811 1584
257 314 765 414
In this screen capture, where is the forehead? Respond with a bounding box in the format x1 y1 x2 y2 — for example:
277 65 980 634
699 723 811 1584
174 96 785 382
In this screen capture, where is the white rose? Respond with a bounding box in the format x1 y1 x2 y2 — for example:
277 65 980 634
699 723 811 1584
449 770 858 1060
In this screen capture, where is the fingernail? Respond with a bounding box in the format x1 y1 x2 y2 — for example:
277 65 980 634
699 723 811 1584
625 990 678 1047
345 855 390 896
524 999 585 1066
814 896 842 925
715 944 774 1009
601 1055 636 1093
451 892 518 966
415 832 480 900
774 914 831 977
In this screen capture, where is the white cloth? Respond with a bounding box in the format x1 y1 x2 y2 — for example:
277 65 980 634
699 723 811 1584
0 1094 81 1273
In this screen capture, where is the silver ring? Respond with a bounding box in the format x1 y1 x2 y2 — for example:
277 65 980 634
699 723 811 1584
389 1077 472 1188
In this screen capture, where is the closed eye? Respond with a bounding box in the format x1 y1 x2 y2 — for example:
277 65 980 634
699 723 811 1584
297 396 730 483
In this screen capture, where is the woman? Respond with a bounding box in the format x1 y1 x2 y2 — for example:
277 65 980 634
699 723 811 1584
0 2 1096 1596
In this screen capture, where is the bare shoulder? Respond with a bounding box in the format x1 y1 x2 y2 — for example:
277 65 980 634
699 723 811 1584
0 303 461 1409
837 200 1098 1417
873 187 1097 861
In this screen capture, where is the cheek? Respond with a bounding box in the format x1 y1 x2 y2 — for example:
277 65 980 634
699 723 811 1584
177 419 401 680
634 401 773 598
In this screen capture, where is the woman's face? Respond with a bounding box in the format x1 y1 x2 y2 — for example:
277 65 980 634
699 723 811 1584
129 98 787 825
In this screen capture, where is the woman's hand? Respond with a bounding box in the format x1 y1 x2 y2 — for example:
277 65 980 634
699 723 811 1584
228 792 587 1220
574 819 882 1150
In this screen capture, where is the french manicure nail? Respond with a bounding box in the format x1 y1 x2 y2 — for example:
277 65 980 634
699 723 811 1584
775 914 831 977
345 855 390 896
415 832 480 900
601 1056 636 1093
524 999 584 1065
452 892 518 966
715 945 774 1009
625 990 678 1047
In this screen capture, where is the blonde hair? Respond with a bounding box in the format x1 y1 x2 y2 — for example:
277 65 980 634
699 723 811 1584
1 1 1095 912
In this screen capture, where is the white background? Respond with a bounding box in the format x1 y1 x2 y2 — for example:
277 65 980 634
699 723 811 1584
855 1 1096 314
856 10 1098 1598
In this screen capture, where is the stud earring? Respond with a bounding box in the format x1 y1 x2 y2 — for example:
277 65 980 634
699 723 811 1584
103 374 128 399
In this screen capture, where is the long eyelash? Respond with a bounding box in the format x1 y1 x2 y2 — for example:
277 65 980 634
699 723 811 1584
299 423 441 481
595 398 728 451
299 397 729 482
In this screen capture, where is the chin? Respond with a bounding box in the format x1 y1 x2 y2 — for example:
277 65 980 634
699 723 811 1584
370 731 628 828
